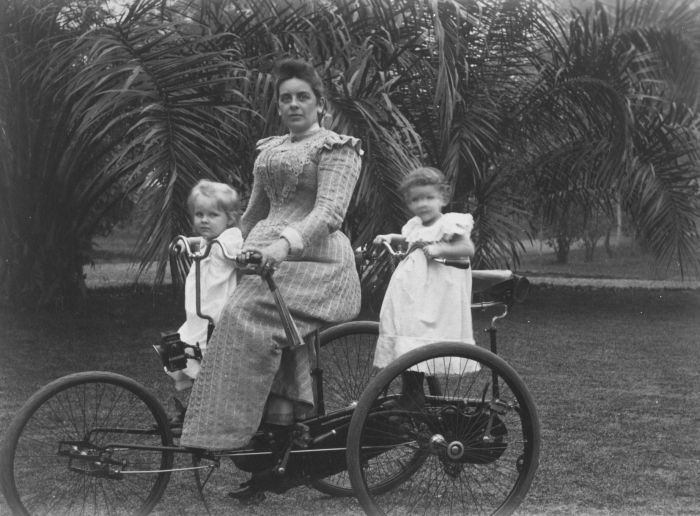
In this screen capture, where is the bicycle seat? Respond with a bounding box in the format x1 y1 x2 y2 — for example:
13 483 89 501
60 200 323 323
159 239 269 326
472 270 529 305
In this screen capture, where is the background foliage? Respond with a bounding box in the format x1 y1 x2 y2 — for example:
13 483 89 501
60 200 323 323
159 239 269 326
1 0 699 307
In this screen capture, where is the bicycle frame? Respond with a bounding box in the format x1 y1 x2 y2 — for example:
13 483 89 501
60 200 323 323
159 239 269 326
169 235 306 351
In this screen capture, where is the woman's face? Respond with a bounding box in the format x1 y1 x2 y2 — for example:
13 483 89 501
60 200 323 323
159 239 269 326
278 77 323 135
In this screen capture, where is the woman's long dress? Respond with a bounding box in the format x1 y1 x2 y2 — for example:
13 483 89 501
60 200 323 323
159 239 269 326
180 129 362 450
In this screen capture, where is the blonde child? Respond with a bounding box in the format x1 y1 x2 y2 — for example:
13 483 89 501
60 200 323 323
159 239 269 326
373 167 477 405
167 180 243 396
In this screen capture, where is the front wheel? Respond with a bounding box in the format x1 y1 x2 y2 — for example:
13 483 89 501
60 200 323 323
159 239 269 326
347 342 540 516
0 371 174 516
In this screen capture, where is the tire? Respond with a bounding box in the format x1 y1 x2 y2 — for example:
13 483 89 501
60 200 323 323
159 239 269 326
346 342 541 516
0 371 174 516
310 321 379 496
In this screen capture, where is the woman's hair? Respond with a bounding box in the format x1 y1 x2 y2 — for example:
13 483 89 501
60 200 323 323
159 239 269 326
273 58 325 101
399 166 449 199
187 180 241 226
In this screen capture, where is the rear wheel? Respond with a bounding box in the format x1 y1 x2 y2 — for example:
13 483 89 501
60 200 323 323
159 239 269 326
310 321 379 496
347 342 540 515
0 372 174 516
317 321 379 414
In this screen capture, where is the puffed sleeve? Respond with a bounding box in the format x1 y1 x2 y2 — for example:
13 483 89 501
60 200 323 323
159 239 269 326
400 216 424 239
439 212 474 241
281 134 363 253
215 227 243 256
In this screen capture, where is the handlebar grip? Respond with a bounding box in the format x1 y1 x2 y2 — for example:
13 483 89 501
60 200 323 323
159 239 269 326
435 258 471 269
236 250 263 266
172 236 203 254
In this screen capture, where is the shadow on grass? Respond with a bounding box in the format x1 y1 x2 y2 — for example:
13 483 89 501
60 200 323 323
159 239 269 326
1 285 698 515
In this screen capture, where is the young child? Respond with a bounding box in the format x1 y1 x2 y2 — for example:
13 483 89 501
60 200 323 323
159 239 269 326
167 180 243 394
373 167 477 403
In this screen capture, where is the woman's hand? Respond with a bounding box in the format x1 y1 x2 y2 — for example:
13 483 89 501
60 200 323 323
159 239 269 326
256 238 291 270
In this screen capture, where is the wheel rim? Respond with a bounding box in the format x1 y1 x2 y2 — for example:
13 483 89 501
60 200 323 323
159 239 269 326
348 343 540 516
5 374 172 516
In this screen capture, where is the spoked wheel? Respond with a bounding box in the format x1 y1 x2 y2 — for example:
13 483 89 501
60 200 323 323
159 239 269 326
317 321 379 414
0 372 174 516
310 321 380 496
347 342 541 516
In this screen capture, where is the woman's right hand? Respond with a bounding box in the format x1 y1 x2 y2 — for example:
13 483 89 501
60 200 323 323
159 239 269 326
252 238 291 270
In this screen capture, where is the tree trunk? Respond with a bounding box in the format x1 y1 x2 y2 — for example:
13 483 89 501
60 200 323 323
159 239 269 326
604 227 613 258
555 235 571 264
583 238 597 262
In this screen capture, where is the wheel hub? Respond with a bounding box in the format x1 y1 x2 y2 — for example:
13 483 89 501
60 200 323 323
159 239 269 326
446 441 465 460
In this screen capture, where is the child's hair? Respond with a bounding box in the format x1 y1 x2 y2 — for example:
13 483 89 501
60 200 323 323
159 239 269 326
187 180 241 227
273 58 325 101
399 166 449 200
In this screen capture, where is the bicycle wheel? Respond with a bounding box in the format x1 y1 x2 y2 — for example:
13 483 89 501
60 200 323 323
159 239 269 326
311 321 426 497
318 321 379 414
347 342 541 516
310 321 378 496
0 371 174 516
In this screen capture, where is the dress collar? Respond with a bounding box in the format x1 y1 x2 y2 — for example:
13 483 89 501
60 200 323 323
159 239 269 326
289 124 322 142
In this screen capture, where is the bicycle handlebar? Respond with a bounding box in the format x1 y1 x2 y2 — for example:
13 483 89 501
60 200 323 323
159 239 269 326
170 235 263 267
379 241 471 269
169 235 300 350
372 241 529 306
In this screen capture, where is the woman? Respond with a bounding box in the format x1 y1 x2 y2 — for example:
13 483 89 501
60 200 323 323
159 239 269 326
180 58 363 451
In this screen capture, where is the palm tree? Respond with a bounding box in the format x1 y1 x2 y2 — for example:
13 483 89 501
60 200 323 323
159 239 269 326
155 0 550 279
0 0 252 306
515 0 700 269
2 0 699 308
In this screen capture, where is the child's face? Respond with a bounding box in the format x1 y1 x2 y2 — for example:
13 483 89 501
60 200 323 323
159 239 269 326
406 184 445 225
192 195 231 240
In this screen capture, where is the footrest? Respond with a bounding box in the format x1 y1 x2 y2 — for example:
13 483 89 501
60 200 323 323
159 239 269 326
153 332 202 372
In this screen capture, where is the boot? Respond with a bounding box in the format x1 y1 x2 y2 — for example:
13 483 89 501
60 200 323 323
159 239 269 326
168 397 187 437
398 371 425 411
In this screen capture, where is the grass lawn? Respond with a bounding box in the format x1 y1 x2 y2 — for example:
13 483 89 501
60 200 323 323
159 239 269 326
1 282 698 515
516 238 700 282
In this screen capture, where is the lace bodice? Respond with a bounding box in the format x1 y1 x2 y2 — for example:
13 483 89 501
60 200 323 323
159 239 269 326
241 128 363 253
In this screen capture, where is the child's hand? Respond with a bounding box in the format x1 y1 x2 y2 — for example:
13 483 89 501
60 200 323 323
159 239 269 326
373 234 391 245
423 243 440 259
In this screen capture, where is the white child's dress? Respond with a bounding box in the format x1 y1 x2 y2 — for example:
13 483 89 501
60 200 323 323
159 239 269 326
374 213 477 374
168 227 243 390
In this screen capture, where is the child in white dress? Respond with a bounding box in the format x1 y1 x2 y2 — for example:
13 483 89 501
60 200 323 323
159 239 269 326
373 167 477 404
167 180 243 393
